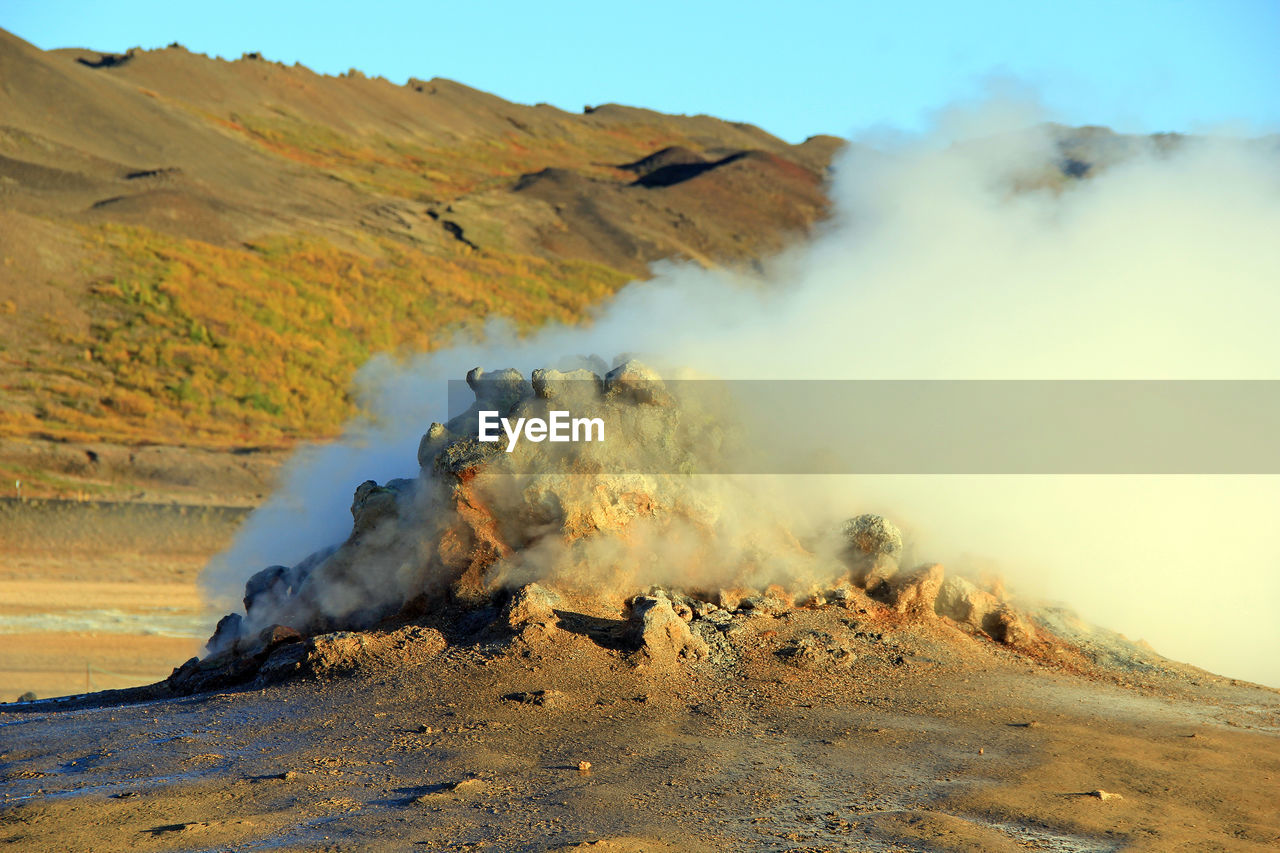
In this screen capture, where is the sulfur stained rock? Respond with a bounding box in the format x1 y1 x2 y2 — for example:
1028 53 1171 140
716 589 747 611
982 603 1037 648
889 563 946 617
190 361 1064 700
629 595 709 664
934 576 1037 647
935 576 1002 628
503 583 563 631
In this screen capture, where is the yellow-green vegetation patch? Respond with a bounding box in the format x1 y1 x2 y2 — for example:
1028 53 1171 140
13 225 630 447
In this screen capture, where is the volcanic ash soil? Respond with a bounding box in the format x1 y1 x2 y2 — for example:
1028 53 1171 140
3 599 1279 852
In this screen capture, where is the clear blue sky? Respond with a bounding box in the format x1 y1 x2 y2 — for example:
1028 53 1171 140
4 0 1277 142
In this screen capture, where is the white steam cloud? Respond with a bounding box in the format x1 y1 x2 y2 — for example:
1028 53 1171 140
202 101 1280 686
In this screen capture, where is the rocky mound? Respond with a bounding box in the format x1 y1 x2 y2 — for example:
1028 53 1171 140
166 362 1173 697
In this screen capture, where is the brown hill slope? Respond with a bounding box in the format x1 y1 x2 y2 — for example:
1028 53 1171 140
0 30 1177 504
0 28 841 470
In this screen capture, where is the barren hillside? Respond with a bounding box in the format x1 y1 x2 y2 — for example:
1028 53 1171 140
0 27 837 479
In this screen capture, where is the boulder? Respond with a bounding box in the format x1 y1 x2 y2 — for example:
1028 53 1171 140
982 604 1037 648
435 435 502 475
531 367 604 402
690 599 721 620
628 595 709 663
237 624 303 660
306 631 373 672
842 514 903 589
170 644 263 692
935 576 1001 628
604 360 671 406
889 563 946 617
350 480 402 537
466 367 529 410
256 642 308 682
206 612 243 653
501 689 563 706
934 577 1036 647
738 591 791 617
266 624 445 681
243 565 290 612
716 588 748 611
644 587 698 621
826 585 857 607
503 583 562 631
843 514 903 558
417 421 450 468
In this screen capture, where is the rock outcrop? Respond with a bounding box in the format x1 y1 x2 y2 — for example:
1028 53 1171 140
503 583 563 643
628 594 710 664
935 576 1002 630
888 563 945 617
843 513 903 591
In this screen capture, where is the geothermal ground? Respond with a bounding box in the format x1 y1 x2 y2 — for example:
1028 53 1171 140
3 363 1280 851
2 599 1278 852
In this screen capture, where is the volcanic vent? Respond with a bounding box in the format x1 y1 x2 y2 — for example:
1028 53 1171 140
174 362 1123 694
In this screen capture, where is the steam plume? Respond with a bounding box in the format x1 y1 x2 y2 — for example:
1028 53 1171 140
202 101 1280 686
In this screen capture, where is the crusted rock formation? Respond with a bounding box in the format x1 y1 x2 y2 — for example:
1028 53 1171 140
935 576 1003 631
184 362 1068 695
843 513 903 591
888 563 946 617
503 583 562 630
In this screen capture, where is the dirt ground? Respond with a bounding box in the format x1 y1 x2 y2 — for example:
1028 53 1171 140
1 603 1277 852
2 500 1277 851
